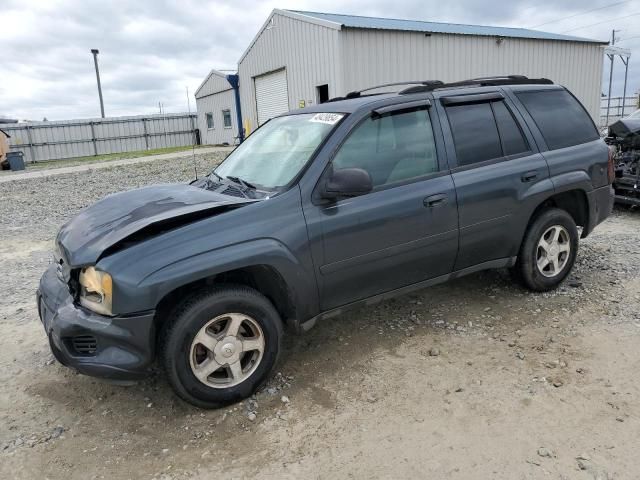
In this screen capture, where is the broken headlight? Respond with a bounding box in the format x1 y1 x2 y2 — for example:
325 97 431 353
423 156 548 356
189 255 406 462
78 267 113 316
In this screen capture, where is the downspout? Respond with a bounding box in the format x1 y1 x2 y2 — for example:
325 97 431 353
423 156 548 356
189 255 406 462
226 74 244 143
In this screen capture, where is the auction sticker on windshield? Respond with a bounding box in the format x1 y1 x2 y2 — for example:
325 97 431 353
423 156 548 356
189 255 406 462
309 113 344 125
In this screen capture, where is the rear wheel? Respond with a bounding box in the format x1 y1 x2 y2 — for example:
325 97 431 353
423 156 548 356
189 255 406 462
515 208 578 292
161 285 283 408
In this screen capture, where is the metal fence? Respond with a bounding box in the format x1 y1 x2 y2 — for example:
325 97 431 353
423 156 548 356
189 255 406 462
0 113 197 163
600 95 640 127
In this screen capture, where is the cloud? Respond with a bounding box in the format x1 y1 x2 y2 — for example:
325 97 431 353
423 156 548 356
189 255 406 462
0 0 637 120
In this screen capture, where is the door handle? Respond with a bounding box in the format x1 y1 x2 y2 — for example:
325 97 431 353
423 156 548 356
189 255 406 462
424 193 447 207
521 171 538 182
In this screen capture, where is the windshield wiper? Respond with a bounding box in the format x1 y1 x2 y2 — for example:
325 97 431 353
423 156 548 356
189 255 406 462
226 175 257 190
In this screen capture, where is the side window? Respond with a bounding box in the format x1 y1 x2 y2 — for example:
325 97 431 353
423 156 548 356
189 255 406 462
492 101 529 156
446 102 502 166
206 113 214 129
515 89 599 150
332 108 438 188
222 109 232 128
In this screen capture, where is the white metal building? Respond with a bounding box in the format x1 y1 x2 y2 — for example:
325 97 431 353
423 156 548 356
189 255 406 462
194 70 239 145
235 9 608 133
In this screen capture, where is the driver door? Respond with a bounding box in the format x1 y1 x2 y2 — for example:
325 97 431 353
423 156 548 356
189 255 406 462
303 103 459 310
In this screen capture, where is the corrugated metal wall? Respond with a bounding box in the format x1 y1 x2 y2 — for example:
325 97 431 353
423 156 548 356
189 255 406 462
195 71 238 145
1 113 197 163
237 13 605 127
196 70 231 97
238 12 343 134
195 89 238 145
340 29 605 121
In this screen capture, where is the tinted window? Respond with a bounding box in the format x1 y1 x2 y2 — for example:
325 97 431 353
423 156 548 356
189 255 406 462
332 108 438 188
516 89 599 150
447 102 502 165
492 101 529 156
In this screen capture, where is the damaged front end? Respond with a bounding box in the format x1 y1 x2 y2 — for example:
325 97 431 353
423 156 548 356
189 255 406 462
56 183 260 267
606 117 640 206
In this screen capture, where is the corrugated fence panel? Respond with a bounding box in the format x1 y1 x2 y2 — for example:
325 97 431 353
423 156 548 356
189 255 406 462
0 113 197 162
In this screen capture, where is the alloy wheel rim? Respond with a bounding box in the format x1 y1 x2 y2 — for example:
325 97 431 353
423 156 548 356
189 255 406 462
189 313 265 388
536 225 571 278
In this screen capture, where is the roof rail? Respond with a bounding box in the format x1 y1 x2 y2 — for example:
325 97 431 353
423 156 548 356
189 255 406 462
327 80 444 102
399 75 553 94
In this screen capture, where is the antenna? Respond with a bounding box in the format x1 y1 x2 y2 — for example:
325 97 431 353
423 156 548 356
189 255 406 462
185 86 197 180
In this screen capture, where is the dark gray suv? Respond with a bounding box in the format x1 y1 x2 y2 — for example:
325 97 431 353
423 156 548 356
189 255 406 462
37 76 614 407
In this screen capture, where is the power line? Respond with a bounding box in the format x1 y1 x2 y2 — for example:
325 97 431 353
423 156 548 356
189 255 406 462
616 34 640 42
530 0 631 28
562 12 640 33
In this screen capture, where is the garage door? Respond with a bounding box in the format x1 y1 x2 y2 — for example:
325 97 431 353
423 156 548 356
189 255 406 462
255 69 289 126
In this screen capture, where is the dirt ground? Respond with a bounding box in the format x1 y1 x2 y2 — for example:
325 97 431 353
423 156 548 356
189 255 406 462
1 155 639 479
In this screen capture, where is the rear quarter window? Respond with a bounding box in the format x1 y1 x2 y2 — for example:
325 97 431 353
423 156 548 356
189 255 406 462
515 89 599 150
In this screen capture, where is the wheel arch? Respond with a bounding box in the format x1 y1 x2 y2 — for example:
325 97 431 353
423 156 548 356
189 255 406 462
512 188 589 261
141 239 317 336
527 189 590 238
153 264 301 343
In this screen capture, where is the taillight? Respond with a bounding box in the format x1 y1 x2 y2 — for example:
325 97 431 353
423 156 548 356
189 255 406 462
607 147 615 184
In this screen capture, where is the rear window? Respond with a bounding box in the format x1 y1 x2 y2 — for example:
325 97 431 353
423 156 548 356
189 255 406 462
446 103 502 166
492 101 529 156
446 100 529 166
516 89 598 150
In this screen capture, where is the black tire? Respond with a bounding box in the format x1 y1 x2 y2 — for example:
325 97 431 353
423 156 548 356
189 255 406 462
515 208 579 292
160 285 283 408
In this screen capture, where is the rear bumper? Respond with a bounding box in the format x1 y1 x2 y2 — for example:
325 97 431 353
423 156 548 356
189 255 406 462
37 265 155 380
583 185 614 237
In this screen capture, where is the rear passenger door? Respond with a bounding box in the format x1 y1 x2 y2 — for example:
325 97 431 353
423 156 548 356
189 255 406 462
437 91 551 270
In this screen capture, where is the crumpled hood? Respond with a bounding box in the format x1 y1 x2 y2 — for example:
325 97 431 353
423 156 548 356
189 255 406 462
57 183 257 266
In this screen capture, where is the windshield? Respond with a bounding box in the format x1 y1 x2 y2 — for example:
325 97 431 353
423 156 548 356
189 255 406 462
213 113 344 190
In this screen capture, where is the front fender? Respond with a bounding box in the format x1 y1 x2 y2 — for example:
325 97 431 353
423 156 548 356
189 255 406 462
118 238 318 321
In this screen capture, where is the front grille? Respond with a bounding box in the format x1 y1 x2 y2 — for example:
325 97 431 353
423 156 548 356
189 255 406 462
71 335 97 355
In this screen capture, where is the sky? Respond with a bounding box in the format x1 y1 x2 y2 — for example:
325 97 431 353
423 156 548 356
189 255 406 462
0 0 638 121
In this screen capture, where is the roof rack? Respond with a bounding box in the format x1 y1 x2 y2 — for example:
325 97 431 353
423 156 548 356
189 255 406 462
399 75 553 94
326 76 554 102
327 80 444 102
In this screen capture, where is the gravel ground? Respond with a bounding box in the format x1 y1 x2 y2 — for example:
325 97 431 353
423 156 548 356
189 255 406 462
1 153 640 479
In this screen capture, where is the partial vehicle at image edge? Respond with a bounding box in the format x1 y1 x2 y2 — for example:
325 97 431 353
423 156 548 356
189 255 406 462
605 109 640 206
37 76 614 408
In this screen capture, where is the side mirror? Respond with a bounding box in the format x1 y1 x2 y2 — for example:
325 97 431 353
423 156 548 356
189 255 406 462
322 168 373 199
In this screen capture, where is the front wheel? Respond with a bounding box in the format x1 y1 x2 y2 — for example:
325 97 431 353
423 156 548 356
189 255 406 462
515 208 579 292
161 285 283 408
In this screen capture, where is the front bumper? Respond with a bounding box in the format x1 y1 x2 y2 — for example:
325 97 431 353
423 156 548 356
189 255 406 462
613 174 640 206
37 265 155 380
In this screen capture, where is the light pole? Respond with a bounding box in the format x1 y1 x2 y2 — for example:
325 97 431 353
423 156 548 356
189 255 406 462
91 49 105 118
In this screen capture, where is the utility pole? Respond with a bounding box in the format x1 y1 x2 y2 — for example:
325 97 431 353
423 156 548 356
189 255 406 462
621 55 630 117
605 29 620 127
91 49 105 118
